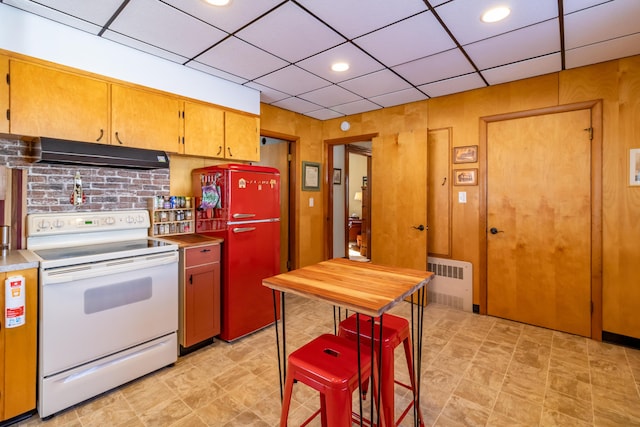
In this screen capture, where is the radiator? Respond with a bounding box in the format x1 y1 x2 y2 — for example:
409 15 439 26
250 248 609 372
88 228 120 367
427 257 473 312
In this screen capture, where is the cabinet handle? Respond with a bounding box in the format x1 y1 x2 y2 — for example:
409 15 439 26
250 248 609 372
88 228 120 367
200 248 211 253
115 131 124 145
96 129 104 142
227 147 233 157
189 274 193 285
216 146 222 156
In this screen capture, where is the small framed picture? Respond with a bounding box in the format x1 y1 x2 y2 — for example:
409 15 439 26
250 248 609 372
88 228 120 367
454 168 477 186
453 145 478 164
332 168 342 185
630 148 640 186
302 161 321 191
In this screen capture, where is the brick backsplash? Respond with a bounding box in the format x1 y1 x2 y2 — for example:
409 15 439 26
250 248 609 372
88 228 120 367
1 136 169 213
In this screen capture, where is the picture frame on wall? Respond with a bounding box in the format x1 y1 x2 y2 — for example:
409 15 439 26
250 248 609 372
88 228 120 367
332 168 342 185
630 148 640 186
302 161 321 191
453 145 478 164
454 168 477 186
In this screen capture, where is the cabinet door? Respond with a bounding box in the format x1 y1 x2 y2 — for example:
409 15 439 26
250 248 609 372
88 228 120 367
9 60 108 142
111 84 181 153
224 111 260 162
184 262 220 347
0 269 37 421
0 56 8 134
183 101 224 158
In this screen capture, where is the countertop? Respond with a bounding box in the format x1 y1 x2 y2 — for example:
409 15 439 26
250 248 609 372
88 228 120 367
0 249 40 273
157 234 223 249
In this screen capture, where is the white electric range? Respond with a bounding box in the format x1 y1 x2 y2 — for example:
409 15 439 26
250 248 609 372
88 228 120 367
27 210 179 419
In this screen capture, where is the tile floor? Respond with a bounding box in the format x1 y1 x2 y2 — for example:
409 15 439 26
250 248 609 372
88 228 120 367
17 294 640 427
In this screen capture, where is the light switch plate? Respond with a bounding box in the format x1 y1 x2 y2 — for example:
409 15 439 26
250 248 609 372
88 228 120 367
458 192 467 203
309 197 314 207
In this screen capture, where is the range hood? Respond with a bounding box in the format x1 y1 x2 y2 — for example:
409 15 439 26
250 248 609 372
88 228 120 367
36 137 170 169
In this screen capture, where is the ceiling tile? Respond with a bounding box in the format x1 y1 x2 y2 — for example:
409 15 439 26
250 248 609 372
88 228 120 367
185 61 248 84
563 0 611 14
254 66 330 96
103 30 189 64
297 42 384 83
163 0 284 33
298 85 362 107
296 0 427 39
566 33 640 69
272 97 322 114
108 0 227 58
303 108 345 120
418 73 486 98
393 49 475 86
332 99 382 115
235 2 345 63
368 88 427 108
466 19 560 70
2 0 112 33
244 82 290 104
564 0 640 49
339 69 412 98
193 36 288 80
354 11 456 67
482 53 561 85
435 0 558 45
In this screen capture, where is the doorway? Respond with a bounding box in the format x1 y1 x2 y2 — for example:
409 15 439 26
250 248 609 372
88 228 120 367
255 135 296 272
480 101 602 338
325 135 375 261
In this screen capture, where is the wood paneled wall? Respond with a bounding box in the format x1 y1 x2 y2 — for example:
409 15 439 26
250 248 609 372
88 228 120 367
258 55 640 340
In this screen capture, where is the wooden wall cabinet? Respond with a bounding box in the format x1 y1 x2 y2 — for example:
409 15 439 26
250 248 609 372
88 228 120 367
0 268 37 423
7 56 259 159
1 56 8 134
182 101 224 157
224 111 260 162
111 84 181 153
9 60 109 143
179 243 221 352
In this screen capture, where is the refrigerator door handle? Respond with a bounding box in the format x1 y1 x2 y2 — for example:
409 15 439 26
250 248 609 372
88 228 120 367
232 213 256 219
232 227 257 233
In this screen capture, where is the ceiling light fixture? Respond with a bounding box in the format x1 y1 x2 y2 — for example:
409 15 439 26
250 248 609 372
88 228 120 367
481 6 510 23
203 0 231 6
331 62 349 72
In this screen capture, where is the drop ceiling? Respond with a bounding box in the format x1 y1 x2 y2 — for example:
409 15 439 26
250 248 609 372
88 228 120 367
3 0 639 120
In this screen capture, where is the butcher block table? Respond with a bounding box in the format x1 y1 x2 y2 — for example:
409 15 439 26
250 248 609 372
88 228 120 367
262 258 434 426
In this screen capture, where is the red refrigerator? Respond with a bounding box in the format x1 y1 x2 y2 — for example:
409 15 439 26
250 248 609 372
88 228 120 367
192 164 281 341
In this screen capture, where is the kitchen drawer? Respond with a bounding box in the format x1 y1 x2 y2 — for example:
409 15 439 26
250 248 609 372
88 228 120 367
185 244 220 267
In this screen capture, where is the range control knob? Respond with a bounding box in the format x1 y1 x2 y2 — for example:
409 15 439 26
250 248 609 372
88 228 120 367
38 220 51 230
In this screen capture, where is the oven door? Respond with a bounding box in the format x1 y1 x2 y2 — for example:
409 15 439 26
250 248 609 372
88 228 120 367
40 251 178 376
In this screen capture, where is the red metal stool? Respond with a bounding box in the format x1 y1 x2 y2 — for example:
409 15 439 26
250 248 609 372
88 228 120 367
279 333 382 427
339 314 425 427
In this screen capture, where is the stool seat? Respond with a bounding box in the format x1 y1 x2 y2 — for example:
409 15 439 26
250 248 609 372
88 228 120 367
339 314 424 427
280 333 381 427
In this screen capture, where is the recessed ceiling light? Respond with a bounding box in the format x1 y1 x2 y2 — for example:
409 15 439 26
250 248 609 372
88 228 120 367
203 0 231 6
481 6 510 23
331 62 350 72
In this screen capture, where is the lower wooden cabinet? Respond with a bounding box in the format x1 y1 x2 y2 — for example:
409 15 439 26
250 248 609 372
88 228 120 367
179 243 221 352
0 268 37 423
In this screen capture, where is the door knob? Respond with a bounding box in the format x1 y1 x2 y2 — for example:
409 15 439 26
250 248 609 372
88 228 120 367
489 227 503 234
413 224 425 231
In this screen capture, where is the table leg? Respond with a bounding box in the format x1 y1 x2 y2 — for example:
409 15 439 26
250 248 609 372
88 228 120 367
272 290 286 402
410 287 427 427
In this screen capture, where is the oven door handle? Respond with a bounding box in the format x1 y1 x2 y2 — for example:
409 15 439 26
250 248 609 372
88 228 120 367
41 251 178 285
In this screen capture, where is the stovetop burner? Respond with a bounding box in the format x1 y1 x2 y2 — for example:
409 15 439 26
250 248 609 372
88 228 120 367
34 239 173 261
